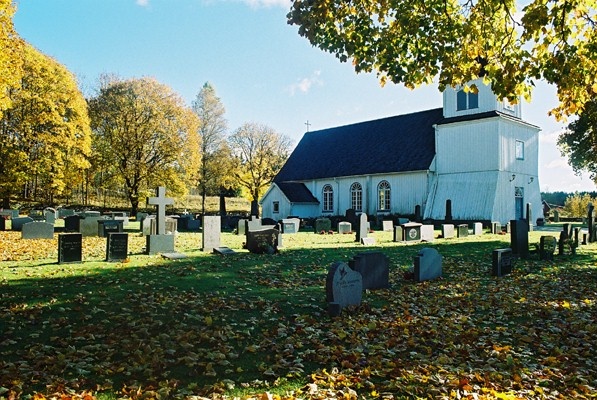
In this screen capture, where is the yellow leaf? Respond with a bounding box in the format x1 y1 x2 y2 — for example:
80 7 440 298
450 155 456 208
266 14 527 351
205 315 213 325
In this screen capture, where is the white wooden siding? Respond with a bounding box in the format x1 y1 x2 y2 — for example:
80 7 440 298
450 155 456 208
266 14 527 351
443 78 522 119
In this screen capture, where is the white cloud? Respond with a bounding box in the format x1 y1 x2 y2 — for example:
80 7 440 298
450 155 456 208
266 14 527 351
545 158 569 169
136 0 149 6
287 71 323 96
539 129 563 144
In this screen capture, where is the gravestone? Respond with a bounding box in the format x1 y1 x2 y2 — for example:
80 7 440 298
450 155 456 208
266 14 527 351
58 208 76 218
588 203 595 243
526 203 534 232
98 219 123 237
382 220 393 232
420 225 435 242
246 216 262 232
106 232 128 262
282 218 299 234
146 186 176 255
345 209 357 227
29 209 44 221
349 252 389 290
44 209 56 225
491 221 502 234
202 216 221 253
510 219 529 259
338 221 352 234
325 261 363 311
355 213 368 242
80 217 105 237
0 209 19 219
213 247 236 255
11 217 34 231
361 237 376 245
445 199 453 221
457 224 469 238
0 217 4 231
539 236 557 261
246 227 279 254
237 218 247 235
82 210 101 218
58 233 82 264
400 222 422 242
492 248 513 277
142 215 155 236
314 218 332 233
414 205 422 223
574 227 580 249
64 215 83 232
473 222 483 235
441 224 455 239
413 248 443 282
22 221 54 239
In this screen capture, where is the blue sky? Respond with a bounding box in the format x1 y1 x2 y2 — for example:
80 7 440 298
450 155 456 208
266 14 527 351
13 0 596 193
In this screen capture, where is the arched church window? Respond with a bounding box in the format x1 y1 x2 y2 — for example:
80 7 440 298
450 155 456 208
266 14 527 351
378 181 391 211
350 182 363 211
322 184 333 212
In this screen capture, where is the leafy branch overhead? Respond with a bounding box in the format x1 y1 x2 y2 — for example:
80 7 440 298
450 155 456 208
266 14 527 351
287 0 597 119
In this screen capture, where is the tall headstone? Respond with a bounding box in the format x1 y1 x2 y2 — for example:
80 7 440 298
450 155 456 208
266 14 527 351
44 209 56 225
356 213 368 243
237 218 247 235
414 205 422 223
588 203 595 243
0 217 5 231
58 233 82 264
526 202 533 231
146 186 175 255
413 248 443 282
445 199 452 222
510 219 529 259
106 232 129 262
202 216 221 253
345 209 357 227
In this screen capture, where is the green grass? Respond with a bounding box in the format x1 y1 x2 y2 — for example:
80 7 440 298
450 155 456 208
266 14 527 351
1 228 596 399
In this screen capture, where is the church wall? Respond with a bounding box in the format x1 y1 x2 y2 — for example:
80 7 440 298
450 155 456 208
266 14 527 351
436 118 501 174
443 78 522 119
260 184 291 219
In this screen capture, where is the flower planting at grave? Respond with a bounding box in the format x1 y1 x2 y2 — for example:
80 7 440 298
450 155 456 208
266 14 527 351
1 228 596 399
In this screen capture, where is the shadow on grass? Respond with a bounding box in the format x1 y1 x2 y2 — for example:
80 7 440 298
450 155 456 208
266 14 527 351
1 235 596 397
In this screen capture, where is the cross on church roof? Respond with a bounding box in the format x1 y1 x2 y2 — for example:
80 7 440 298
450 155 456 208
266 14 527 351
147 186 174 235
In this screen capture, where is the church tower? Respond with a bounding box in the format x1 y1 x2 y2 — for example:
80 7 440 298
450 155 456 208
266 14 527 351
424 78 542 224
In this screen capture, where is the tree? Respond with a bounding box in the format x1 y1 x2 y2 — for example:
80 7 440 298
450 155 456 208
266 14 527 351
558 100 597 187
0 43 91 207
563 192 596 218
228 122 292 216
0 0 23 118
88 76 200 216
287 0 597 120
191 82 233 215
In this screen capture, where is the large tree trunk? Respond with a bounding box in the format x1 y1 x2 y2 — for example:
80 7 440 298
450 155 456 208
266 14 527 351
129 194 139 218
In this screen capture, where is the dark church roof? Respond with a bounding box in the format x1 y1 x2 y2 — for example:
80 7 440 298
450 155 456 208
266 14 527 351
276 182 319 203
274 107 445 183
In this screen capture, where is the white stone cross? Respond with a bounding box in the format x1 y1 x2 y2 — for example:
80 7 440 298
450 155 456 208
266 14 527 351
147 186 174 235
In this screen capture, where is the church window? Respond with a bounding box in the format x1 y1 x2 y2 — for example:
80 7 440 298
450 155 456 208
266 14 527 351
273 201 279 214
456 88 479 111
322 184 333 212
515 140 524 160
378 181 391 211
350 182 363 211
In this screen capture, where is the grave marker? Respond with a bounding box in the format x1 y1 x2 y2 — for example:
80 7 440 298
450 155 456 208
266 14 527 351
147 186 174 235
106 232 129 262
58 233 82 264
510 219 529 259
98 219 123 237
457 224 469 238
22 221 54 239
314 218 331 233
356 213 368 243
441 224 455 239
413 248 443 282
382 220 393 232
349 252 389 290
64 215 83 232
246 227 279 254
338 221 352 234
420 225 435 242
539 236 557 261
325 261 363 312
202 216 221 253
492 248 513 276
473 222 483 235
11 217 34 231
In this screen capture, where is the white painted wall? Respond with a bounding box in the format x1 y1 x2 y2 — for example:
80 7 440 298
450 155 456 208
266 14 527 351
443 78 522 119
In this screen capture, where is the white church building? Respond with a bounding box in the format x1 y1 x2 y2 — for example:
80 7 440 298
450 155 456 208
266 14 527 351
261 79 542 224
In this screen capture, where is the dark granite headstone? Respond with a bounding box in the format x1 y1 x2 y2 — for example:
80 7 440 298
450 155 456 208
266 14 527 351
492 248 513 276
349 252 389 290
325 261 363 310
445 199 452 221
414 204 422 223
314 218 331 233
11 217 34 231
539 236 557 261
106 232 128 262
246 227 279 254
588 203 595 243
98 219 123 237
345 209 357 227
355 213 368 242
0 217 4 231
58 233 82 264
401 222 422 242
64 215 83 232
510 219 529 259
413 248 443 282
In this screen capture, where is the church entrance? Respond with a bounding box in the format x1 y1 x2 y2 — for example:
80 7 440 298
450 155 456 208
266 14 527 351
515 187 524 219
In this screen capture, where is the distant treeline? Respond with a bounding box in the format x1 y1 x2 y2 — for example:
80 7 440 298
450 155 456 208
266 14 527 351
542 191 597 206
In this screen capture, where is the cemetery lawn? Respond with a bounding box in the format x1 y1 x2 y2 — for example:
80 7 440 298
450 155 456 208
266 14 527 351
1 228 597 399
